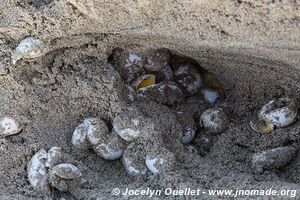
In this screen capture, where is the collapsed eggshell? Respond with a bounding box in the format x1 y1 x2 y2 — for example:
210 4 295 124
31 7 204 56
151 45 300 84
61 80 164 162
27 149 49 192
12 37 45 65
145 147 176 175
144 49 170 72
85 118 109 146
252 146 297 175
0 116 22 137
122 142 148 175
45 146 62 168
250 97 298 133
72 123 89 149
113 107 146 141
200 108 228 134
174 64 202 95
50 163 82 192
93 130 126 160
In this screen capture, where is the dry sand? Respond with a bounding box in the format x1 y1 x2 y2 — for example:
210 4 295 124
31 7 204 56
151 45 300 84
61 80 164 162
0 0 300 199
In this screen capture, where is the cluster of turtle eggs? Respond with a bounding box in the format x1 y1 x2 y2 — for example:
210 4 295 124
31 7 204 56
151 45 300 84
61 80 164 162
27 147 82 192
109 48 223 105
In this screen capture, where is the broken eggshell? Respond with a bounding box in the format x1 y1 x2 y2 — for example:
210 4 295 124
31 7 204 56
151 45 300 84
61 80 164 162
131 74 156 90
12 37 45 65
122 142 148 176
174 63 202 95
27 149 49 192
50 163 82 191
200 108 228 134
93 130 126 160
0 116 23 137
250 97 298 133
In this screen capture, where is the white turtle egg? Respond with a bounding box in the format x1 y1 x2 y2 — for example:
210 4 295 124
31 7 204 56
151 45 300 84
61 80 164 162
145 147 176 175
71 123 89 149
84 118 109 146
200 108 228 134
122 142 148 176
94 131 126 160
201 88 220 104
27 149 49 192
181 127 196 144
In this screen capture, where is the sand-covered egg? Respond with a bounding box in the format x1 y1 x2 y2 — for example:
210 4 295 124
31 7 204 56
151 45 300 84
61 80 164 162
200 108 228 134
181 127 196 144
113 107 146 141
122 142 148 176
0 116 23 137
144 49 170 72
12 37 45 64
93 130 126 160
145 147 176 175
85 118 109 146
250 97 298 133
174 63 202 95
72 123 89 149
109 48 145 84
194 133 213 156
132 74 156 90
50 163 82 191
27 149 49 192
201 88 221 104
45 146 62 168
136 81 184 105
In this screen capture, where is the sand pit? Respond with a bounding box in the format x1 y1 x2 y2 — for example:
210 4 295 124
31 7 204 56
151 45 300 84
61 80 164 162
0 0 300 199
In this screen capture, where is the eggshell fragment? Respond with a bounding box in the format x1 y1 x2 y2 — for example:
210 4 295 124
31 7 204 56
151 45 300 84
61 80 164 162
0 116 23 137
45 146 62 168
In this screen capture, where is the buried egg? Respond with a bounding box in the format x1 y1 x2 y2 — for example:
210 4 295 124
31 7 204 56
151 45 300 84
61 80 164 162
122 142 148 176
136 81 184 105
132 74 156 90
45 146 62 168
185 145 199 154
144 49 170 72
181 127 196 144
250 97 298 133
0 116 23 137
27 149 49 192
145 147 176 175
72 123 89 149
174 63 202 95
50 163 82 191
85 118 109 146
93 130 126 160
109 48 144 84
200 108 228 134
113 107 146 141
12 37 45 65
201 88 221 104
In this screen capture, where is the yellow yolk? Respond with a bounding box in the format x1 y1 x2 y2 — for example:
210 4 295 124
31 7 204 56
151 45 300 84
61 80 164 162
136 76 155 90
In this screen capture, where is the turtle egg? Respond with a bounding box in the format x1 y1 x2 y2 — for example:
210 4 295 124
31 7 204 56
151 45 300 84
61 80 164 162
181 127 196 144
122 142 148 176
200 108 228 134
27 149 49 192
145 147 176 175
85 118 109 146
132 74 156 90
93 130 126 160
12 37 45 65
50 163 82 191
194 133 213 156
174 63 202 95
185 145 199 154
144 49 170 72
113 108 146 141
71 123 89 149
0 116 22 137
45 146 62 168
201 88 221 104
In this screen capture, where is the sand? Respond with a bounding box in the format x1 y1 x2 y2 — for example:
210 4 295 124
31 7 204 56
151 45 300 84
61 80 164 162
0 0 300 199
